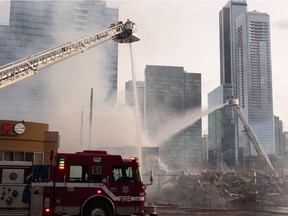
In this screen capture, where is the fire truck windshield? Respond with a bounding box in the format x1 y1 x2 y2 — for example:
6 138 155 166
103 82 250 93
112 166 134 183
112 166 143 183
136 166 142 183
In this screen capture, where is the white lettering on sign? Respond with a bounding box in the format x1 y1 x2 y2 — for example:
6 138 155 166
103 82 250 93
14 123 25 134
119 196 132 202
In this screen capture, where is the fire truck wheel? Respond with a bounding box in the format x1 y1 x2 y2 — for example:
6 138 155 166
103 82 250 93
83 200 113 216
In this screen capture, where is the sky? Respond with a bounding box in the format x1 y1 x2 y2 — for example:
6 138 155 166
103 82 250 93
0 0 287 134
105 0 288 131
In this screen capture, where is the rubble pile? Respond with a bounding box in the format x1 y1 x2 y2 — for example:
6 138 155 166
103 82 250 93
152 171 288 208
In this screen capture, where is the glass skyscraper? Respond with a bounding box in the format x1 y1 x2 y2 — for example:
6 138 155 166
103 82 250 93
235 11 275 158
209 0 275 170
0 0 118 122
208 84 237 169
144 65 202 171
219 0 247 87
208 0 247 169
125 80 145 124
274 116 285 158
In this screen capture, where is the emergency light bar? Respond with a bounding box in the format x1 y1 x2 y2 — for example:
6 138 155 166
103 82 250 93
129 157 138 162
59 158 65 170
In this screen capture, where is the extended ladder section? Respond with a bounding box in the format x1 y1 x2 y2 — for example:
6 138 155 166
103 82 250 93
0 19 139 89
227 98 275 171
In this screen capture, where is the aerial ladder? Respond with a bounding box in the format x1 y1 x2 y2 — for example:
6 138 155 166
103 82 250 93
226 97 276 173
0 19 139 89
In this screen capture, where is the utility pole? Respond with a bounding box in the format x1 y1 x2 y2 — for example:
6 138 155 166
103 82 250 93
89 88 93 150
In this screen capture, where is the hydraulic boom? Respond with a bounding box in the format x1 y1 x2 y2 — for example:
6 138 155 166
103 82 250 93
227 98 275 172
0 19 139 89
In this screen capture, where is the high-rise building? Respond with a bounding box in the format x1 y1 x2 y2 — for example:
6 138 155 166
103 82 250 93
219 0 247 86
202 134 209 165
144 65 202 171
208 0 247 170
285 132 288 158
125 80 145 123
208 84 237 169
210 0 275 170
208 0 246 170
0 1 118 122
274 116 285 158
235 11 275 160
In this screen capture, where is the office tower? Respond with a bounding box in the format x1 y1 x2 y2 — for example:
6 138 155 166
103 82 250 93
219 0 247 86
274 116 285 158
125 80 145 124
208 84 237 169
207 0 247 170
0 1 118 124
285 132 288 158
211 0 275 170
235 11 275 160
202 134 209 163
145 65 202 171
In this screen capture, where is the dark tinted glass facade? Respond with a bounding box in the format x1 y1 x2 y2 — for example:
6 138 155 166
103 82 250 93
145 65 202 171
0 1 118 123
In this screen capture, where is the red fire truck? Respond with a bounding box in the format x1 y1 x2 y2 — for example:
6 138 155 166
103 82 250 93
0 150 157 216
0 19 157 215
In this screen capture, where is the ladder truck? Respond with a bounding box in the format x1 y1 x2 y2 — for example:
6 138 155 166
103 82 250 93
226 98 276 175
0 20 157 215
0 19 139 89
0 151 156 216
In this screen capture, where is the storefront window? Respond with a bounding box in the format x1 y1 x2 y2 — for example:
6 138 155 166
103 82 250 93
34 153 44 165
15 152 24 161
25 152 33 162
0 151 44 163
4 151 14 161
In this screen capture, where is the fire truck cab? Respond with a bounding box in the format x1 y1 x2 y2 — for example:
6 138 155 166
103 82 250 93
0 150 157 216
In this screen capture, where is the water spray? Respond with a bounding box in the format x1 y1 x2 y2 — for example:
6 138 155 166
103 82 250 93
152 103 228 146
129 43 143 164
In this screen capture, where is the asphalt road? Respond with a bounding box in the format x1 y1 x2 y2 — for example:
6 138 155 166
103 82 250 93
156 206 288 216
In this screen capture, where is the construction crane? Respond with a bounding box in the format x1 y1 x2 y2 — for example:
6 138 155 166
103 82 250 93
0 19 139 89
226 97 276 173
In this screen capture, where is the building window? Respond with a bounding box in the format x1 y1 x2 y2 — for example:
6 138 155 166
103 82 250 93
34 153 44 165
25 152 34 162
15 152 25 161
0 151 46 165
4 151 14 161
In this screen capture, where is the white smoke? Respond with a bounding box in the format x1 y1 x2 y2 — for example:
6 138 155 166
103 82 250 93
150 103 227 146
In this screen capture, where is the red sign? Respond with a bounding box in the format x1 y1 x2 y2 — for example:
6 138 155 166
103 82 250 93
0 123 13 134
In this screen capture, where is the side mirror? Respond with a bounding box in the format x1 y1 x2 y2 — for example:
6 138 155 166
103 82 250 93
145 170 153 186
150 170 153 184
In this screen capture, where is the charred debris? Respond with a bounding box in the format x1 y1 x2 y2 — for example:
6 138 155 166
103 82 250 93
149 170 288 208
